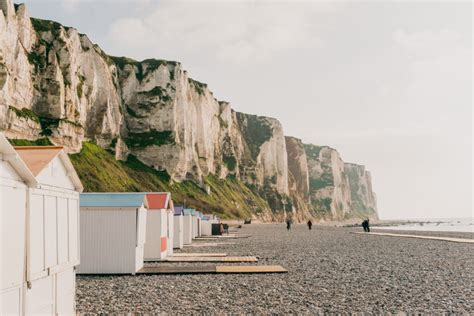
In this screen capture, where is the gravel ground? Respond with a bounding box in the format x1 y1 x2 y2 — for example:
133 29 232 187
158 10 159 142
76 224 473 314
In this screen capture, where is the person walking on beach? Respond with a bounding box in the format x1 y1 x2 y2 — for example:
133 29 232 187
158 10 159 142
307 220 313 230
286 219 292 230
219 223 225 235
362 219 371 232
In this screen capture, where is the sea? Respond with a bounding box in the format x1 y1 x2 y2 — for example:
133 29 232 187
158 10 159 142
375 217 473 233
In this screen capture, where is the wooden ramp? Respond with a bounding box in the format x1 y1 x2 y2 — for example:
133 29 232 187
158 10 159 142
352 232 474 244
195 235 251 241
218 234 251 239
184 242 236 247
138 266 216 274
172 253 227 257
216 265 287 273
164 256 258 263
137 265 287 275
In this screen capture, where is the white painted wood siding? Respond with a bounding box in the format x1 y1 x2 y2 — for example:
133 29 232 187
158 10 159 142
201 221 212 236
173 216 184 249
167 211 173 256
55 268 75 315
27 189 80 281
78 208 138 274
144 210 166 260
135 207 147 271
183 215 193 245
1 159 27 315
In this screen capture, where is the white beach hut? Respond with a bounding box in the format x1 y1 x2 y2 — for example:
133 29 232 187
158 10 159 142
173 206 184 249
183 208 194 245
1 135 37 315
144 192 174 261
201 215 213 236
167 201 174 256
1 136 83 315
192 210 201 238
78 193 147 274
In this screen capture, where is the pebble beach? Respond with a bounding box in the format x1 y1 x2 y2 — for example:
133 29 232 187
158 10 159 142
76 224 473 314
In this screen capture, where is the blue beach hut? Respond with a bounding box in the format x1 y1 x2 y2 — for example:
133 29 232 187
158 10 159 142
77 193 147 274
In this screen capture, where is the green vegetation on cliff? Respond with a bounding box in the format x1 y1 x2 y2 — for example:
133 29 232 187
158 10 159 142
125 130 174 148
9 138 53 146
66 142 269 219
8 106 40 123
236 113 273 160
110 56 178 82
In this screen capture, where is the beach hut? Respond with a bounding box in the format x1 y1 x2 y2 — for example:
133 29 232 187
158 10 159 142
144 192 174 261
183 208 195 245
78 193 147 274
192 210 201 238
1 140 83 315
201 215 213 236
166 200 174 256
173 206 184 249
1 135 36 315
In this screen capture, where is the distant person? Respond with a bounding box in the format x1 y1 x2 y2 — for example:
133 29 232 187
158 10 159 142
220 223 224 235
307 220 313 230
286 219 292 230
362 219 371 232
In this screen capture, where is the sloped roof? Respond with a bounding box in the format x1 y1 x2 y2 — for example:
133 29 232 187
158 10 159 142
174 206 184 215
183 208 196 216
14 146 63 176
80 193 146 208
145 193 170 210
14 145 83 192
0 134 37 187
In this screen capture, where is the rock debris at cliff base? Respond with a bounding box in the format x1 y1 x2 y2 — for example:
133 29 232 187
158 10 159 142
76 225 473 314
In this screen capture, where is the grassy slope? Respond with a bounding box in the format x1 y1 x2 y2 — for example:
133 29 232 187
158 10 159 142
68 142 269 219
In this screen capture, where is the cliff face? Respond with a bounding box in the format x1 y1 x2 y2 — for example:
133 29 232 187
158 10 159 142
0 1 377 221
344 163 378 219
305 144 352 220
285 137 312 221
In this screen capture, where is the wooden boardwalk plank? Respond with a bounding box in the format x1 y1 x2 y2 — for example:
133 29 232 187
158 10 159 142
137 265 288 274
184 242 236 247
164 256 258 263
352 232 474 244
172 253 227 257
216 265 288 273
137 266 216 274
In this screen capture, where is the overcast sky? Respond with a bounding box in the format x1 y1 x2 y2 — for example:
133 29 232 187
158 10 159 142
22 0 472 220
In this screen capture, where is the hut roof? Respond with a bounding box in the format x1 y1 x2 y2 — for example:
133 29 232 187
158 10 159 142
145 193 170 210
80 193 146 208
14 145 83 191
0 134 37 187
14 146 62 176
183 208 196 216
174 206 184 215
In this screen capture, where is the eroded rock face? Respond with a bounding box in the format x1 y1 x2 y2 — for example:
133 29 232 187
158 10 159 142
305 144 352 220
0 1 122 152
285 136 310 200
0 2 35 118
0 0 378 221
344 163 378 219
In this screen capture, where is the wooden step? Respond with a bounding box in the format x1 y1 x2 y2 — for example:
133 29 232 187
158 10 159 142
137 265 288 275
171 253 227 257
163 256 258 263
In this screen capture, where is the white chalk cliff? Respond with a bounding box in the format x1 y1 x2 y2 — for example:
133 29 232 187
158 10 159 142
0 0 378 221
